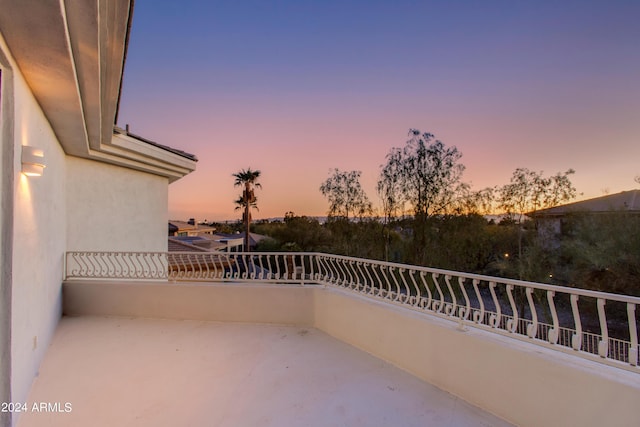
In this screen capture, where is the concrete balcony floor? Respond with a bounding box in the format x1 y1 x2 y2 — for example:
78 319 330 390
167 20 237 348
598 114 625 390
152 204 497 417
18 316 512 427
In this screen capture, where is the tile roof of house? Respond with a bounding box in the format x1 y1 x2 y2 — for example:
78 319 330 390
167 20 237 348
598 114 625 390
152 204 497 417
530 189 640 217
168 238 209 252
169 221 216 233
114 126 197 161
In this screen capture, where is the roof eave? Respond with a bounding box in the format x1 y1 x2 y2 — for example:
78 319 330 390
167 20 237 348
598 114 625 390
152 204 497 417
0 0 196 182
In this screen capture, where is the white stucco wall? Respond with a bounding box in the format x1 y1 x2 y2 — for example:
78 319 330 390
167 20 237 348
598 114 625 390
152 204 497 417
0 51 14 427
66 156 168 252
8 47 67 410
314 287 640 427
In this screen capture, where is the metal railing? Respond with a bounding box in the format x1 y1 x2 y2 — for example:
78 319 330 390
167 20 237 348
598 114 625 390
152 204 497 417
65 251 640 371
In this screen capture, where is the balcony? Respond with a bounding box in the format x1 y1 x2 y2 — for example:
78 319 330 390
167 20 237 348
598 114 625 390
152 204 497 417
17 252 640 426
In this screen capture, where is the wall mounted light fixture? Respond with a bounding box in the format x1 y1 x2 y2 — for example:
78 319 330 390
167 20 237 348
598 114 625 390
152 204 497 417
21 146 46 176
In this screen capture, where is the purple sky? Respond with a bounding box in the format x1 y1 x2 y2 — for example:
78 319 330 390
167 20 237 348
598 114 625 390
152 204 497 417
117 0 640 221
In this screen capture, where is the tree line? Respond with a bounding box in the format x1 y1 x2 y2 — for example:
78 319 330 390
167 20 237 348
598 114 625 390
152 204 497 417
233 129 639 296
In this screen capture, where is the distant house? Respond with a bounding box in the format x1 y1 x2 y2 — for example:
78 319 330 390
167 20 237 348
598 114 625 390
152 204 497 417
169 220 216 237
214 232 267 251
529 189 640 239
168 235 228 252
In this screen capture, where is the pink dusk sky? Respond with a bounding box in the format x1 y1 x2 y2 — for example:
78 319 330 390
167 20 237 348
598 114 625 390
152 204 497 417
117 1 640 222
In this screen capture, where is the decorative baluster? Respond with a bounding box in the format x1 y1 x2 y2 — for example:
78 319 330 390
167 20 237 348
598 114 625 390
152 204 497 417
140 252 149 278
131 253 139 278
245 254 252 280
89 252 98 277
627 303 638 366
329 257 341 284
327 257 339 284
204 254 212 279
570 294 582 350
352 261 363 291
419 271 432 310
153 253 163 279
74 252 91 277
222 254 230 280
196 254 204 279
317 256 330 283
265 255 273 280
69 252 80 277
166 253 174 280
283 254 292 280
182 253 190 279
311 255 320 282
108 253 119 277
231 256 240 279
506 284 518 333
88 252 98 278
186 254 194 279
383 266 394 299
489 282 501 328
147 253 157 278
370 264 383 296
389 267 402 301
199 254 206 279
300 255 306 284
472 279 484 324
597 298 608 358
143 253 154 278
316 254 326 282
190 254 197 279
104 253 114 277
458 277 471 321
364 263 376 295
191 254 199 279
336 258 349 287
398 269 411 303
432 273 444 313
547 291 559 344
98 252 110 277
339 258 350 286
526 288 538 339
248 254 256 280
376 266 387 298
346 260 356 289
271 254 280 280
209 254 216 279
407 271 421 306
158 252 165 279
444 275 456 316
253 254 266 280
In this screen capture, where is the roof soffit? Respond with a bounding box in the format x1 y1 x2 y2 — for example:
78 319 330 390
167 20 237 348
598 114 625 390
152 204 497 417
0 0 195 181
0 0 90 156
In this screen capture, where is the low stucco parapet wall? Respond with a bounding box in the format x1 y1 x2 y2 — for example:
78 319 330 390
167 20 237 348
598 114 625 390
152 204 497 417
314 286 640 427
63 281 316 326
62 281 640 427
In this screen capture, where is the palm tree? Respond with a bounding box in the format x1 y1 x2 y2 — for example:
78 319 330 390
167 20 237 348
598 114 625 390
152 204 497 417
233 168 261 251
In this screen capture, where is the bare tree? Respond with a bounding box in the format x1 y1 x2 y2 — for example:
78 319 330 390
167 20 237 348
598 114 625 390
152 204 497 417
380 129 466 219
320 169 372 220
378 129 467 263
377 149 406 218
451 186 496 216
497 167 576 279
498 168 576 223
